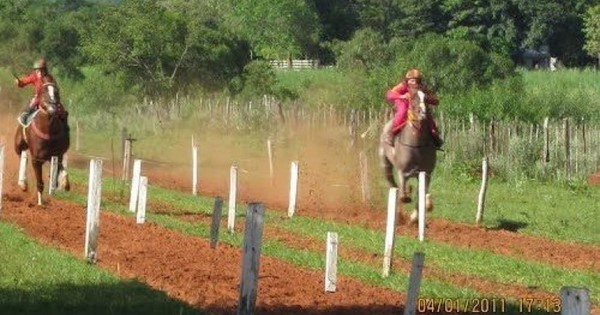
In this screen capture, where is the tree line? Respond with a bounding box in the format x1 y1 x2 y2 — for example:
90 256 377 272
0 0 599 100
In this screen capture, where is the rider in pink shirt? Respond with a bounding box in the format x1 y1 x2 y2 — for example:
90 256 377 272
384 68 443 149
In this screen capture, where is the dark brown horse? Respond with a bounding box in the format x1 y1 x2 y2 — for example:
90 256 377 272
379 93 436 223
14 81 70 205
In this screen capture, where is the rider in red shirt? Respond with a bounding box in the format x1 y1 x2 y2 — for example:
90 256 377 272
15 58 57 124
384 68 444 149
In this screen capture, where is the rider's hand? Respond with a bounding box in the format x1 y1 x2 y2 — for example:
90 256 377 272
15 78 21 86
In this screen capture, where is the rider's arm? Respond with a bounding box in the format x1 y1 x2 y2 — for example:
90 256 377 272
386 82 410 103
16 72 37 88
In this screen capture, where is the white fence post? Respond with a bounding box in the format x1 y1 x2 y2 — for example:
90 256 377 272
48 156 58 195
403 252 426 315
227 165 238 233
325 232 338 292
267 137 274 182
84 159 103 264
560 287 590 315
192 143 198 196
383 187 398 277
359 151 370 203
418 172 427 242
475 157 489 226
136 176 148 224
288 161 299 217
18 150 28 190
128 159 142 212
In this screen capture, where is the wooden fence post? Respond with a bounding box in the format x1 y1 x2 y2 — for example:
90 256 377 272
564 118 571 179
543 117 550 166
210 197 223 249
121 139 132 181
237 203 265 315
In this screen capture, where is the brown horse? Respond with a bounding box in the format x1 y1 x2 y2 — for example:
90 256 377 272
379 94 436 223
14 81 70 205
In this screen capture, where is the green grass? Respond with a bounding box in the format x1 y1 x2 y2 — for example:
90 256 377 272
430 167 600 245
0 222 206 315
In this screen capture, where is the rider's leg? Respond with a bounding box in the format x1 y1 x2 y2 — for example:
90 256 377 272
18 98 38 124
386 100 409 145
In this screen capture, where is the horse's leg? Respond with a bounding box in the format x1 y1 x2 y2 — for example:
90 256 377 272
57 155 70 191
32 159 44 206
398 172 412 203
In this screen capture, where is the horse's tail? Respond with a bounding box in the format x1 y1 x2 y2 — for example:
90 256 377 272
379 146 398 188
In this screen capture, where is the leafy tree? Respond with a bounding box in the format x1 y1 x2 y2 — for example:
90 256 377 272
332 28 390 72
396 0 446 39
223 0 322 60
81 0 248 96
310 0 360 63
351 0 403 41
583 4 600 66
392 33 516 93
443 0 519 55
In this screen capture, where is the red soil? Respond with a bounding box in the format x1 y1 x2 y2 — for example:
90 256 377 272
1 114 599 314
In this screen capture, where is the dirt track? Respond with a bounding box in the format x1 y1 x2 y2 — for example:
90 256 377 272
1 114 600 314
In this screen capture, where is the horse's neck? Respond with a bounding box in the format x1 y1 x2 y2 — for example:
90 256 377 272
33 111 61 131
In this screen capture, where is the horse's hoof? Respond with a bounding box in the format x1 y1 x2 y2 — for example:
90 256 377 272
19 184 28 192
409 210 418 224
400 196 412 203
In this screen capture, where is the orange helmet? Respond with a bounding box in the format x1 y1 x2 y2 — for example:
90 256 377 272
405 68 422 80
33 58 47 70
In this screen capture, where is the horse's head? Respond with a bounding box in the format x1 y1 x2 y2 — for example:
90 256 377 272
39 82 61 116
406 90 428 126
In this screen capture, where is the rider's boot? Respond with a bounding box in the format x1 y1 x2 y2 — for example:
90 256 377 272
18 106 36 125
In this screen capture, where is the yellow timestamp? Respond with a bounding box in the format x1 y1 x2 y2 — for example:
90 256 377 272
417 297 507 313
518 297 561 313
